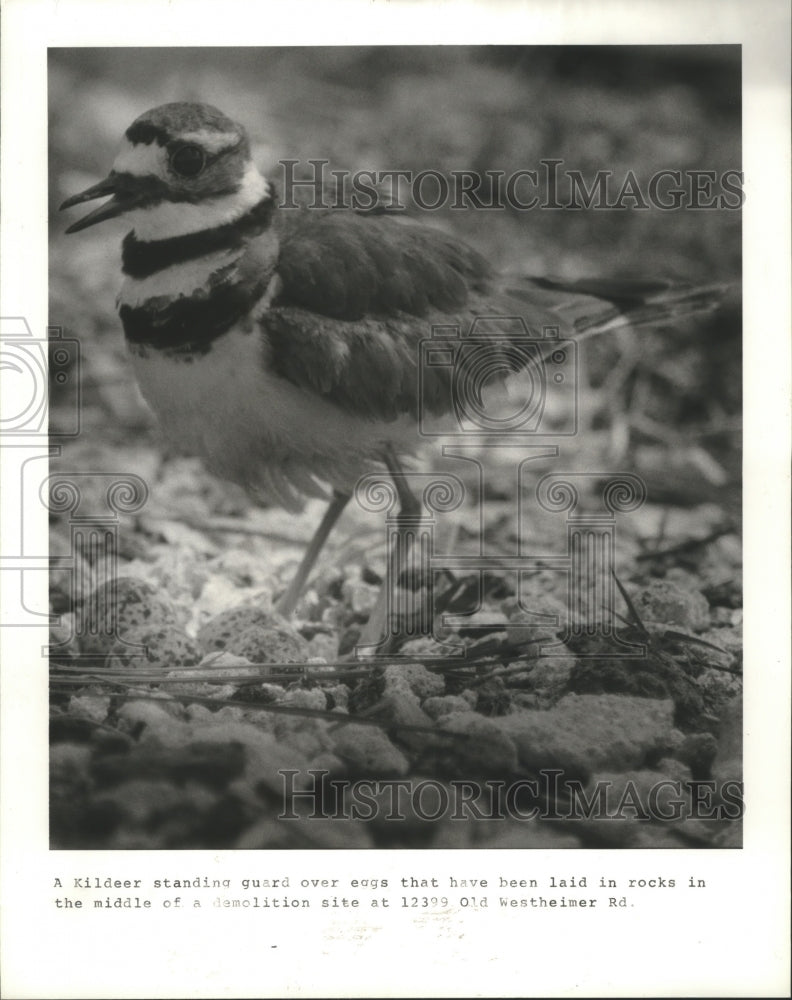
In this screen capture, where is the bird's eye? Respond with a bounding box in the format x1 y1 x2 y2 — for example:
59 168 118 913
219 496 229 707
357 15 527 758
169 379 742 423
171 145 206 177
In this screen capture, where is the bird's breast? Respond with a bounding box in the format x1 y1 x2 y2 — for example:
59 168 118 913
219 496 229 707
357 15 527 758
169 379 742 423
127 324 413 508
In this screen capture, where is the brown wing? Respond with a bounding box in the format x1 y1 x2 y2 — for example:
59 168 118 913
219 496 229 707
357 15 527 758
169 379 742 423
262 210 566 420
262 208 725 421
273 209 492 320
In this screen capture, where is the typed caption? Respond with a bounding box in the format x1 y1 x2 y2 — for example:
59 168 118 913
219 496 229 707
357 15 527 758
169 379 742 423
53 869 709 914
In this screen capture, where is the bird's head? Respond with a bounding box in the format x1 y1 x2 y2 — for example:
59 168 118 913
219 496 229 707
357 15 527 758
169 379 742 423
60 102 270 240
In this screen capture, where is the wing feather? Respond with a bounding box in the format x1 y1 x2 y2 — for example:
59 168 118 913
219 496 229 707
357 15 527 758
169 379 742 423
274 210 490 320
262 209 724 423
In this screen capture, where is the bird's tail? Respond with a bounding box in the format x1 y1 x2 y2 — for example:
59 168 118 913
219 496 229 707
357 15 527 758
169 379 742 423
501 275 732 340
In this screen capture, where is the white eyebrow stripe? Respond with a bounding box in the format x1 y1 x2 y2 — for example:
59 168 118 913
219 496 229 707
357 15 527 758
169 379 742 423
178 131 241 153
113 140 167 177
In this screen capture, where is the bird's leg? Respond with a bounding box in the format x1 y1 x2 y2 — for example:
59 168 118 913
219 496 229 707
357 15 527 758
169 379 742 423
357 446 423 652
275 490 351 617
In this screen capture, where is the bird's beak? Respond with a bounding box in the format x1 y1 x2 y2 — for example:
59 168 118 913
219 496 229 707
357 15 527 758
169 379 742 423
60 173 143 234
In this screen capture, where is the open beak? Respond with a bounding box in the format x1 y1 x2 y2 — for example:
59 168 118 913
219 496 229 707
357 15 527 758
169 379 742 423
60 173 140 234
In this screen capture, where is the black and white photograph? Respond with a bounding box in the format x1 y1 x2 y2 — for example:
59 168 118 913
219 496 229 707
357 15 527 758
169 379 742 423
47 43 744 851
1 0 789 997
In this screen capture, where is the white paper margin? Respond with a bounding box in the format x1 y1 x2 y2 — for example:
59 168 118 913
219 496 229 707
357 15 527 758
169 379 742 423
1 1 789 997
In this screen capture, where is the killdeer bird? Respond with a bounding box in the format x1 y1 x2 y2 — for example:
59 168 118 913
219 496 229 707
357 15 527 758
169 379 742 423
60 102 723 645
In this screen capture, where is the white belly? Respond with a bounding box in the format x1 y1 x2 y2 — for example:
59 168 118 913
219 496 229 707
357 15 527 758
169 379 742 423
128 326 413 508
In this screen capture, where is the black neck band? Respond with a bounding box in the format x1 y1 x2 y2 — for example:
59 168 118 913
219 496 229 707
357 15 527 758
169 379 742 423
121 195 274 279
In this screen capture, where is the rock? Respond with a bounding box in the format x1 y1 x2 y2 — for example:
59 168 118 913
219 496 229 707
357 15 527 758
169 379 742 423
182 718 306 795
504 595 568 653
627 826 688 848
711 822 742 847
354 691 435 757
331 724 409 776
304 752 347 777
422 695 472 719
436 712 519 775
116 699 189 743
236 816 372 849
324 684 350 713
91 742 245 794
280 688 327 712
696 668 742 718
68 693 111 725
266 709 334 763
306 631 338 661
501 693 676 777
94 779 217 836
184 703 214 723
398 637 449 660
568 656 706 730
477 824 582 849
475 676 512 716
209 549 277 590
654 757 692 782
633 579 710 632
459 689 479 708
510 692 541 710
49 532 95 611
50 615 80 657
700 626 742 657
366 782 446 848
675 733 718 778
378 691 434 729
526 652 577 703
245 683 287 703
712 694 742 783
50 742 93 783
342 579 380 616
582 768 693 824
49 743 97 846
382 662 445 700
